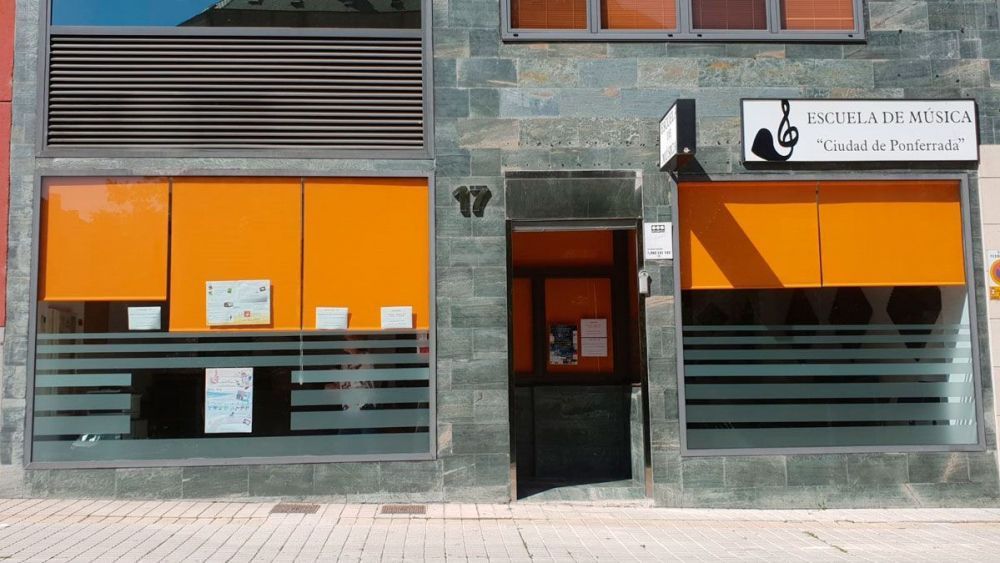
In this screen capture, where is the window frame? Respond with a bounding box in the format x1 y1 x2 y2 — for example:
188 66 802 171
36 0 434 160
501 0 864 42
24 169 438 470
673 173 988 457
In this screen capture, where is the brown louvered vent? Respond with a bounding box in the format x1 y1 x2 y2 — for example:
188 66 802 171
46 34 425 151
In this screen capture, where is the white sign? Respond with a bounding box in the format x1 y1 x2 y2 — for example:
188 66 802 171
988 250 1000 301
581 337 608 358
644 222 674 260
581 318 608 338
316 307 349 330
381 306 413 329
659 105 678 169
204 367 253 434
742 99 978 163
206 280 271 326
127 306 161 331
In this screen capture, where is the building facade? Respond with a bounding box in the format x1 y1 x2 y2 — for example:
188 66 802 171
1 0 999 507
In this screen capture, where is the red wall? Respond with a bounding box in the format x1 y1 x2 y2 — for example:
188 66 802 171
0 0 12 325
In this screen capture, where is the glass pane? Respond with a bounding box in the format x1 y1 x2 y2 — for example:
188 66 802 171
691 0 767 30
33 177 433 463
511 0 588 29
781 0 854 29
682 286 980 450
601 0 677 29
51 0 421 28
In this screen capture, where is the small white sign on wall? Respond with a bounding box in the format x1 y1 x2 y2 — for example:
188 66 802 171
643 222 673 260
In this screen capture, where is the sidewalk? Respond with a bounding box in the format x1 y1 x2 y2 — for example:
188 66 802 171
2 499 1000 561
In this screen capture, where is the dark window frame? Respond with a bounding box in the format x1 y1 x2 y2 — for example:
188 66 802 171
501 0 864 42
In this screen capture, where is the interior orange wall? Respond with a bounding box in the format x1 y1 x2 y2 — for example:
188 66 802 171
512 278 533 374
40 178 169 302
545 278 614 374
512 230 613 268
302 178 430 330
169 178 302 332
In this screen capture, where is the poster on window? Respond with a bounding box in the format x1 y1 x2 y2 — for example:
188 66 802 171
205 368 253 434
988 250 1000 300
206 280 271 326
549 324 578 366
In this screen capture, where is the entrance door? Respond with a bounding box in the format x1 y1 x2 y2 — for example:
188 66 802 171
507 223 649 501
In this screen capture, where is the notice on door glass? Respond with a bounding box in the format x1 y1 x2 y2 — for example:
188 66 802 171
644 222 673 260
580 318 607 338
581 337 608 358
381 306 414 329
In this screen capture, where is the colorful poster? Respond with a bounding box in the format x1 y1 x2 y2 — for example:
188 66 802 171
989 250 1000 301
204 368 253 434
206 280 271 326
549 324 578 366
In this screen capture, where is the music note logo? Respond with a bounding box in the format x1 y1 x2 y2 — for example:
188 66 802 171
751 99 799 162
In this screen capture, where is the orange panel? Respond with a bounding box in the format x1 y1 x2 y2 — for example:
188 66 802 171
512 278 533 374
680 182 822 290
169 178 302 331
545 278 613 374
818 181 965 287
602 0 677 29
303 178 429 330
512 230 614 268
511 0 588 29
40 178 169 301
781 0 854 29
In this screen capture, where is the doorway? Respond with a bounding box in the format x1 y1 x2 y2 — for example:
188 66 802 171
507 222 650 501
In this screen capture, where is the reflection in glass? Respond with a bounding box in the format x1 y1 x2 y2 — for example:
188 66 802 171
690 0 766 29
51 0 421 29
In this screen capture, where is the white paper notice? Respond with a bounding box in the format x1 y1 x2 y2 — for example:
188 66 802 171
316 307 349 330
644 222 673 260
204 367 253 434
381 306 414 329
580 318 608 338
581 337 609 358
127 306 161 331
206 280 271 326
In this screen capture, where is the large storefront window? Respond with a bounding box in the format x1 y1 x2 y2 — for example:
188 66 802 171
31 176 433 464
679 180 981 451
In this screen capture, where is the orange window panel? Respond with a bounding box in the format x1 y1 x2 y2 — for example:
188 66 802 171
512 278 534 374
512 230 614 268
680 182 822 290
818 181 965 287
511 0 588 29
545 278 613 374
303 178 429 331
602 0 677 29
40 177 168 301
169 178 302 331
781 0 854 29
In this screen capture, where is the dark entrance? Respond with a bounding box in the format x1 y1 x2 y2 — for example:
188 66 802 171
507 224 649 501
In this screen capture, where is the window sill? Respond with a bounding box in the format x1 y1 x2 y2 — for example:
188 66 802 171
502 30 865 42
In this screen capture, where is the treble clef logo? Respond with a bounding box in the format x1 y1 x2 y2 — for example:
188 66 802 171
751 99 800 162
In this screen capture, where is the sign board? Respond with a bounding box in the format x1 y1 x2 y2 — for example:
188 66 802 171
644 222 674 260
988 250 1000 301
741 99 979 163
659 99 697 171
206 280 271 326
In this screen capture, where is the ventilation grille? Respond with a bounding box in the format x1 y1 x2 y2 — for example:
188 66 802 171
46 34 425 151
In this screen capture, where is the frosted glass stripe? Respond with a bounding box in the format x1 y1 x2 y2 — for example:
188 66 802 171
291 388 428 406
684 334 971 345
685 382 975 400
35 374 132 387
684 324 969 332
37 330 429 340
37 339 427 354
684 348 971 360
291 368 430 383
34 414 130 435
290 409 429 430
688 425 979 449
37 353 427 371
32 432 431 462
35 394 132 411
687 402 977 423
685 362 973 376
